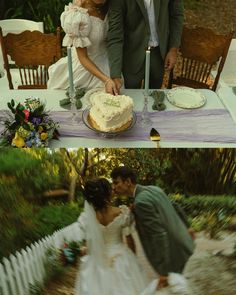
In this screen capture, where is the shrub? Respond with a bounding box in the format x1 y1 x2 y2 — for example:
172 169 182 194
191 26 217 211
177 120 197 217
0 190 83 260
0 183 39 259
169 194 236 217
169 194 236 237
34 202 83 238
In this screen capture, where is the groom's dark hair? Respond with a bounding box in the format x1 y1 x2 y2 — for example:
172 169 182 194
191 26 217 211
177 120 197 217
111 166 137 184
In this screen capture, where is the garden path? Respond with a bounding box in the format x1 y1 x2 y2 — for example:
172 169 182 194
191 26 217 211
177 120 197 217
43 231 236 295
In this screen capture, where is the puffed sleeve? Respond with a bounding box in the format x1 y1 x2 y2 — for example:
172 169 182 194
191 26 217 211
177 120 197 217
61 2 92 48
120 205 135 236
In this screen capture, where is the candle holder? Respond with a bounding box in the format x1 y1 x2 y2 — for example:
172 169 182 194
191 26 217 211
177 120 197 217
138 92 153 127
69 88 79 124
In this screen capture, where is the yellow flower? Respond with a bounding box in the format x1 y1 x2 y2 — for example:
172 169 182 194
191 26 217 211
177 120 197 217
38 126 44 133
18 126 30 139
12 132 25 148
41 132 48 141
28 122 34 130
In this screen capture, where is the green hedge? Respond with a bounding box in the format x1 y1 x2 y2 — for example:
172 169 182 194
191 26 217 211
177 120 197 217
170 194 236 237
0 201 83 260
34 202 83 238
170 195 236 217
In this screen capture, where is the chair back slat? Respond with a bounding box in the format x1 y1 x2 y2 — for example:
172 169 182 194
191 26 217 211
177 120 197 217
0 27 61 89
39 68 42 85
19 68 24 85
28 68 32 85
23 68 28 85
168 26 234 91
195 62 204 82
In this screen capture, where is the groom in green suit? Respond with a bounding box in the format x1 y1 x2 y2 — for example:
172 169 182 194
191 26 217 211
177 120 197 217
111 166 195 290
107 0 184 93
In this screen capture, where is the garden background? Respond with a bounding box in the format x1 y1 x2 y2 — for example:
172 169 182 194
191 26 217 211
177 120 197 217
1 148 236 259
0 148 236 295
0 0 236 36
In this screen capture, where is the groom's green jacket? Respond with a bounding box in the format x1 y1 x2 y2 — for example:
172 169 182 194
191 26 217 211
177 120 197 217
107 0 184 78
134 185 195 276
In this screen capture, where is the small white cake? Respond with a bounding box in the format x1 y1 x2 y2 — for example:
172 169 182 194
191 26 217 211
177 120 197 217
89 91 134 132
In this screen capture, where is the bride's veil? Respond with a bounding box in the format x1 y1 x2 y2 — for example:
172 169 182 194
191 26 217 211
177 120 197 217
76 200 109 294
84 200 106 266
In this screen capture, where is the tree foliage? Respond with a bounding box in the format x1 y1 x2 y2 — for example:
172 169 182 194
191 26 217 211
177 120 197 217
0 149 65 202
2 0 69 32
0 183 38 258
79 148 236 195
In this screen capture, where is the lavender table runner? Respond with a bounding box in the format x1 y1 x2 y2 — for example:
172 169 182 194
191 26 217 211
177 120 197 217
51 109 236 143
1 109 236 143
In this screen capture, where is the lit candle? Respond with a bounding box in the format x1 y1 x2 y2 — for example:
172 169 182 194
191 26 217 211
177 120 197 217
67 47 74 96
144 48 150 95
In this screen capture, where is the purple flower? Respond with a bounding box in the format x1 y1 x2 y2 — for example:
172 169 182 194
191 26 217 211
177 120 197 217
25 140 33 148
31 117 42 125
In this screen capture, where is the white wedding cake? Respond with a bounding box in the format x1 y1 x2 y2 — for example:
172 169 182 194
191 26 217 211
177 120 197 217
89 91 134 132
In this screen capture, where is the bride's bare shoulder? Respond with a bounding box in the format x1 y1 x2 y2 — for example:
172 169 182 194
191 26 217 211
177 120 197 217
111 206 122 217
73 0 85 7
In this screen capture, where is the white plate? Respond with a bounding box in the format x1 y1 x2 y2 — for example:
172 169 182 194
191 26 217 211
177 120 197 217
166 87 207 109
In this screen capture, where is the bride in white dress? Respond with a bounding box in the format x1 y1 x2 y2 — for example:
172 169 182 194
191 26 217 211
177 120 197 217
74 178 157 295
47 0 118 94
74 178 190 295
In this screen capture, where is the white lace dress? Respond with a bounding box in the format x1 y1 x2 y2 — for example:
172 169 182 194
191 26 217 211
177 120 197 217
74 205 158 295
47 1 109 90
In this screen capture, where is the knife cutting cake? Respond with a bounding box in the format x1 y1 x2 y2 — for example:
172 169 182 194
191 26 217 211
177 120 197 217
88 91 134 132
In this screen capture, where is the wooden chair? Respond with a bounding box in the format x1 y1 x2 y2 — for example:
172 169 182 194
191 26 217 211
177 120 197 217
0 27 61 89
0 19 44 36
0 19 44 87
167 27 234 92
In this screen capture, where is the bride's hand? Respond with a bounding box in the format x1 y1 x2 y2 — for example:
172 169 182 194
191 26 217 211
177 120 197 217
157 275 169 289
79 246 87 256
104 78 121 95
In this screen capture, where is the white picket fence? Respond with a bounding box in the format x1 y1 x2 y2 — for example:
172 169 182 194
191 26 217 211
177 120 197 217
0 222 81 295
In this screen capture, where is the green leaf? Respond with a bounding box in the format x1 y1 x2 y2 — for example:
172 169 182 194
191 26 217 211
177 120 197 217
59 98 71 107
15 113 25 123
23 123 31 131
76 99 82 110
10 121 19 130
75 87 86 99
32 105 45 116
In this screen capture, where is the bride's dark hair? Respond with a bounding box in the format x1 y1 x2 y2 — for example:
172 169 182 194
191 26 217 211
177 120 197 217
83 178 112 210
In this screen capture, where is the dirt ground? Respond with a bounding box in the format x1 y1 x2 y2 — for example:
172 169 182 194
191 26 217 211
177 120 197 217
43 231 236 295
184 0 236 37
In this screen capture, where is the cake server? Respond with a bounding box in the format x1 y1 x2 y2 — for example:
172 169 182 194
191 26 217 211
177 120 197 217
150 128 161 148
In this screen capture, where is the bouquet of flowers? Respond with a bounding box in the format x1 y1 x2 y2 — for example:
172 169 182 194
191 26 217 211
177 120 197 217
1 97 59 147
60 240 86 265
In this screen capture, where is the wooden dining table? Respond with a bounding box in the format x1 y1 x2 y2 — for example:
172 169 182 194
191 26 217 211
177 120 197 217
0 88 236 148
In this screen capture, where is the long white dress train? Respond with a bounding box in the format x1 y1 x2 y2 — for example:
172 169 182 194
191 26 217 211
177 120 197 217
74 203 156 295
74 202 190 295
47 1 109 90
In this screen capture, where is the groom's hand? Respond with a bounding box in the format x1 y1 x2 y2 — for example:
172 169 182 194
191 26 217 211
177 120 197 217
188 228 196 240
157 275 169 289
113 78 123 95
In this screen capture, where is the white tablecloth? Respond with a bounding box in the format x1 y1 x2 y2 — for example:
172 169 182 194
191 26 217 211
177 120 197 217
0 88 236 148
